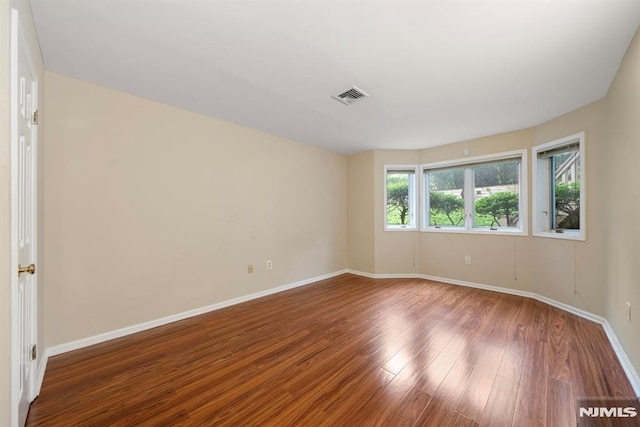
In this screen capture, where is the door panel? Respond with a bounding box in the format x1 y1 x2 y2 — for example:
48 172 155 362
12 9 38 427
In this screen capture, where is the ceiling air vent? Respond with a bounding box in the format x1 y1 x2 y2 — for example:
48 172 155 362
331 85 370 105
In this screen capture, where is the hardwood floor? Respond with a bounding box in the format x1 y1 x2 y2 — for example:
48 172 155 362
27 274 636 426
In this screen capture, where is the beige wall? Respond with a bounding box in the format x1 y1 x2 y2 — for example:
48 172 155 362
1 0 44 425
417 130 534 293
418 130 533 164
44 72 347 347
349 130 536 289
533 100 607 315
605 27 640 377
373 150 421 274
350 105 609 314
0 2 11 422
347 151 375 273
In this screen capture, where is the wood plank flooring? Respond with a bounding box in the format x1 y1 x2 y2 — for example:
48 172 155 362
27 274 636 426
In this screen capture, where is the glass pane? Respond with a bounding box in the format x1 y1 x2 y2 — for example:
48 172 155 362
552 149 580 230
427 168 464 227
473 160 520 228
386 172 411 226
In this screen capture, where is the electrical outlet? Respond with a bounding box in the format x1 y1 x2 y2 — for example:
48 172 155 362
465 256 471 265
627 302 631 322
266 260 272 270
247 264 253 274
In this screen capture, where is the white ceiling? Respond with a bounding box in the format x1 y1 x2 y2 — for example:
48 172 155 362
30 0 640 155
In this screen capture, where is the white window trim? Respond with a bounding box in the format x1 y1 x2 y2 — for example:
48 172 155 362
532 132 586 241
420 149 528 236
384 165 419 231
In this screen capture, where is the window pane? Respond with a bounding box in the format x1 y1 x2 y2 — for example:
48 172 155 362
427 167 464 227
473 160 520 228
386 171 412 226
552 149 580 230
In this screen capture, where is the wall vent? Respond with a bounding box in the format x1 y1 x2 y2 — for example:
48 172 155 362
331 85 370 105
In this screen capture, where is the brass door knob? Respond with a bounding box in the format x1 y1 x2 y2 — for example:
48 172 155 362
18 263 36 275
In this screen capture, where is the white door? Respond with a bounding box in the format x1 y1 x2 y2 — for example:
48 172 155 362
11 9 38 427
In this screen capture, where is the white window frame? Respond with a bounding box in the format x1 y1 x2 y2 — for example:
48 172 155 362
384 165 419 231
532 132 586 241
421 149 528 236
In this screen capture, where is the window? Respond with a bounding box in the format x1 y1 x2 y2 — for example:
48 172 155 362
385 166 418 230
473 160 521 229
425 166 465 228
422 150 527 234
532 132 585 240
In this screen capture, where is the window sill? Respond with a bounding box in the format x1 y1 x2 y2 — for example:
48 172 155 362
533 230 585 241
384 226 418 232
421 227 528 237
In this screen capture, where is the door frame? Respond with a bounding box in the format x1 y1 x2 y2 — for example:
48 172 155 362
10 7 39 427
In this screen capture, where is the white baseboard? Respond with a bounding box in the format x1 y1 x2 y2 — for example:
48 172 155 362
46 269 347 359
420 273 533 299
602 321 640 396
347 269 640 395
532 292 606 325
346 269 376 278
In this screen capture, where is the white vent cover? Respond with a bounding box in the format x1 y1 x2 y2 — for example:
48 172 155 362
331 85 370 105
